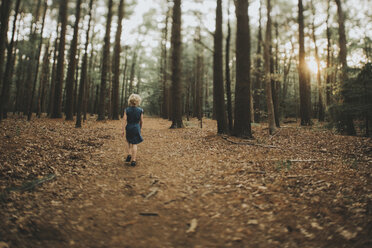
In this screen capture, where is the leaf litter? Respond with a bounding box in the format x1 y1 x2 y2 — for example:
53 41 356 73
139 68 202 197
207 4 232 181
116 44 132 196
0 116 371 247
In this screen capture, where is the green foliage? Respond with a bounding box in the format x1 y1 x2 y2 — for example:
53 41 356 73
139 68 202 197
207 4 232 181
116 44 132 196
276 160 292 172
328 63 372 136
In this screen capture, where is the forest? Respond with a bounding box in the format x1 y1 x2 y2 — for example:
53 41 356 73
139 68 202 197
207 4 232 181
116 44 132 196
0 0 371 247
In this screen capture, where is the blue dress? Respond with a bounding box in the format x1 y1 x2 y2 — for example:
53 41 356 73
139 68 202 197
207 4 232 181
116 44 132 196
125 107 144 144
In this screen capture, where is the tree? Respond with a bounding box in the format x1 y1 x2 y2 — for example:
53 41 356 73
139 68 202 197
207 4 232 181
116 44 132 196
334 0 355 134
76 0 94 128
298 0 311 126
28 0 48 121
213 0 227 133
51 0 69 118
111 0 124 120
161 0 170 119
37 42 51 117
97 0 113 121
65 0 82 120
253 0 263 123
264 0 276 134
0 0 20 120
233 0 252 138
225 0 233 132
170 0 183 128
0 0 12 106
310 0 325 122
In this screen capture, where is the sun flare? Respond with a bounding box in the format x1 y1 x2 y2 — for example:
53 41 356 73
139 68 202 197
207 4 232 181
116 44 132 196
306 57 319 74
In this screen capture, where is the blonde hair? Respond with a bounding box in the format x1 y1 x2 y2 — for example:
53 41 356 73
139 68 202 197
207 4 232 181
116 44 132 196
128 94 142 107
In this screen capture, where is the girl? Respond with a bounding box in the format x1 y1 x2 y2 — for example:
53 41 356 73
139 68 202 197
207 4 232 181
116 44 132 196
122 94 144 166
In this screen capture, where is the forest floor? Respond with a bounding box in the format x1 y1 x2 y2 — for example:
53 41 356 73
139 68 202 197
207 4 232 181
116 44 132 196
0 115 371 248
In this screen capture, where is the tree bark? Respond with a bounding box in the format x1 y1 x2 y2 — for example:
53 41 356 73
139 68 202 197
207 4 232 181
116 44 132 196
311 0 325 122
0 0 12 102
51 0 68 118
253 0 263 123
28 1 48 121
213 0 227 133
233 0 252 138
97 0 113 121
111 0 124 120
298 0 312 126
65 0 82 120
170 0 183 128
225 0 233 132
76 0 94 128
0 0 20 120
264 0 276 134
36 41 50 117
161 1 170 119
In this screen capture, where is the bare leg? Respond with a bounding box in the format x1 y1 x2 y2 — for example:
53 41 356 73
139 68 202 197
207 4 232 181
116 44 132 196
132 144 138 161
128 143 132 156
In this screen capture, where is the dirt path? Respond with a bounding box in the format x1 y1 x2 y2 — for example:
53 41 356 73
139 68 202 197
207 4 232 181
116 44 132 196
1 117 371 247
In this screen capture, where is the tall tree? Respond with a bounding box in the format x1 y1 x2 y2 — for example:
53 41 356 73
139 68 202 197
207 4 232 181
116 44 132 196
170 0 183 128
28 1 48 121
0 0 21 120
233 0 252 137
0 0 12 101
161 0 170 119
298 0 311 125
326 0 332 106
264 0 276 134
213 0 227 133
225 0 233 132
111 0 124 120
37 41 51 117
65 0 82 120
51 0 69 118
97 0 113 121
47 24 60 117
310 0 325 121
253 0 263 122
335 0 355 135
76 0 94 128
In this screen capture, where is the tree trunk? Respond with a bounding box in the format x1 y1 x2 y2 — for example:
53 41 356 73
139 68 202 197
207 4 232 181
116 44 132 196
120 58 128 118
28 1 48 121
253 0 263 123
111 0 124 120
233 0 252 138
311 0 325 122
326 0 332 106
213 0 227 133
51 0 68 118
37 41 50 117
161 1 170 119
76 0 93 128
47 24 60 117
335 0 355 135
271 21 280 127
65 0 82 120
170 0 183 128
264 0 276 134
298 0 312 126
128 51 137 97
0 0 20 120
97 0 113 121
0 0 12 104
225 0 233 132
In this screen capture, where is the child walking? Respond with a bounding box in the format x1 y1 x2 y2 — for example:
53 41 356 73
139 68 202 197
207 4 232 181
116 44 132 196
122 94 144 166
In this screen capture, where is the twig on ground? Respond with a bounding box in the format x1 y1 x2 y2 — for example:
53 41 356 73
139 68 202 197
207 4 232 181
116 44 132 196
221 136 280 149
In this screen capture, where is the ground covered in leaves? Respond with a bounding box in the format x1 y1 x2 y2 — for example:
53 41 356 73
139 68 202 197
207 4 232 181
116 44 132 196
0 115 371 247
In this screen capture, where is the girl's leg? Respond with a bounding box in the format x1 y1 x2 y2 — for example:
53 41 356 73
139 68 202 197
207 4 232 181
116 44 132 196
127 142 131 155
132 144 138 161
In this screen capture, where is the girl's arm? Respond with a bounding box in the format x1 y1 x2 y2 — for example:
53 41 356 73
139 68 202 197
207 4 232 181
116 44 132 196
140 113 143 129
